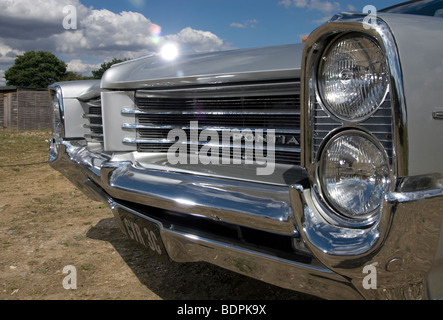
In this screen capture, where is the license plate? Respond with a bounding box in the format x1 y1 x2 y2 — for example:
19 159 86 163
113 207 170 263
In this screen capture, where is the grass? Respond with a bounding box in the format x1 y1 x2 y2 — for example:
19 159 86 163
0 129 51 166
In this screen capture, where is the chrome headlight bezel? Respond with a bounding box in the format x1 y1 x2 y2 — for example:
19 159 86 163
49 85 65 139
48 85 65 160
301 15 408 227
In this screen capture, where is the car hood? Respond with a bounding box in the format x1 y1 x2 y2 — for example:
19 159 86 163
100 43 304 89
52 80 101 99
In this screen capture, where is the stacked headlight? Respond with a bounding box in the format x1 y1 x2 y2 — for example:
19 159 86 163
311 31 393 223
318 34 389 121
318 131 391 220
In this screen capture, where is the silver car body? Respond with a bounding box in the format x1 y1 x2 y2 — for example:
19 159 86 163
48 7 443 300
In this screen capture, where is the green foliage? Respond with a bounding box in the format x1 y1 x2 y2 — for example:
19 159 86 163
4 51 128 87
4 51 67 88
60 71 85 82
61 71 94 82
91 58 128 79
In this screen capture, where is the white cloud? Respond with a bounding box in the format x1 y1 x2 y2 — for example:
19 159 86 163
52 9 158 56
0 0 86 21
347 4 357 11
166 27 227 53
279 0 291 8
0 0 229 77
0 0 89 40
0 44 24 64
66 59 101 74
279 0 341 17
311 0 341 16
279 0 308 9
294 0 310 8
128 0 145 8
230 19 258 29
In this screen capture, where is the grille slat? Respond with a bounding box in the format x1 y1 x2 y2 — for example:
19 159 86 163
312 96 394 163
84 105 103 141
124 138 301 153
125 83 301 165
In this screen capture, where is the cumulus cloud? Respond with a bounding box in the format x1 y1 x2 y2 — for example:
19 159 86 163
66 59 101 74
0 0 89 40
166 27 227 53
0 0 228 76
0 0 86 20
52 9 159 56
0 44 24 64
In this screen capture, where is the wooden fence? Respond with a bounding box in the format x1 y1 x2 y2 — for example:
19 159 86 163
0 87 51 130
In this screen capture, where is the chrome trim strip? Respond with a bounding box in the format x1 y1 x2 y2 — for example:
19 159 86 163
433 111 443 120
135 81 300 99
386 188 443 203
122 137 301 154
83 114 102 119
103 70 302 90
121 108 300 116
122 123 301 135
84 133 104 139
122 138 174 144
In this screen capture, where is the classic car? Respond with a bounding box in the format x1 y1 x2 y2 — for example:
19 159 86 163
48 0 443 299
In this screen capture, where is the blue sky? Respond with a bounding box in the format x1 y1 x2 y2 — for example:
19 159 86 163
81 0 402 48
0 0 405 84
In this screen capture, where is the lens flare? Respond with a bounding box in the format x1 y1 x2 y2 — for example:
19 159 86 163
150 24 162 44
160 43 179 61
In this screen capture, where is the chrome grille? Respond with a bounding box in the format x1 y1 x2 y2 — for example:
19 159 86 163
124 82 301 165
83 99 103 142
312 94 393 163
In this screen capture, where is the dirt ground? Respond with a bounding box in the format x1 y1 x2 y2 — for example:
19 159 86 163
0 130 318 300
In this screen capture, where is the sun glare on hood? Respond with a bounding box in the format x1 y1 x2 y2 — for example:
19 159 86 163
160 43 179 61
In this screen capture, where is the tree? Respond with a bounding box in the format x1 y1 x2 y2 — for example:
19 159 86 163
92 58 128 79
4 51 67 88
61 71 94 82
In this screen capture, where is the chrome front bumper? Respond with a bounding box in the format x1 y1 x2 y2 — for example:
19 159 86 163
49 140 443 300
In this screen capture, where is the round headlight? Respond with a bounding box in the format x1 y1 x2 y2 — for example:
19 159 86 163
319 131 391 220
318 34 389 121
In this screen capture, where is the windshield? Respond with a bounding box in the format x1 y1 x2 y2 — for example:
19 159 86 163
382 0 443 17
